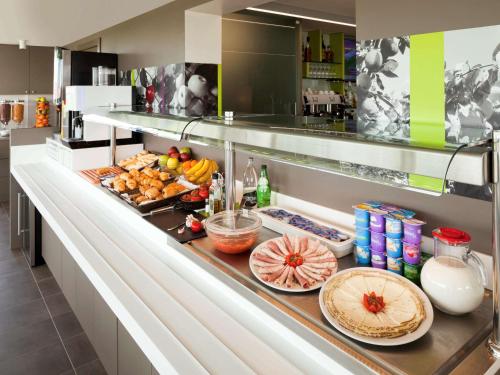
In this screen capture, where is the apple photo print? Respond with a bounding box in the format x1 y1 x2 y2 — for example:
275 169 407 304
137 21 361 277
356 37 410 138
444 24 500 144
120 63 218 117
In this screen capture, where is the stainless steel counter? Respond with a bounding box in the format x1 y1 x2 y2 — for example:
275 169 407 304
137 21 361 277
186 229 493 375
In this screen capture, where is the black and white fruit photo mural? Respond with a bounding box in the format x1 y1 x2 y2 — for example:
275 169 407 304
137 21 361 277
444 25 500 144
120 63 219 117
356 37 410 138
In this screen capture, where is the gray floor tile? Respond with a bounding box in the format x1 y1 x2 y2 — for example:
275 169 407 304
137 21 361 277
54 311 83 341
31 263 52 282
0 247 23 263
38 276 62 297
0 276 41 311
0 267 33 289
0 298 51 334
0 255 29 277
45 292 72 318
75 359 107 375
0 318 60 362
64 332 98 368
0 340 73 375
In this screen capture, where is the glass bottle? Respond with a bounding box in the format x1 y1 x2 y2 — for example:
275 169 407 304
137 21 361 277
304 37 312 63
241 157 258 210
257 165 271 208
208 173 222 216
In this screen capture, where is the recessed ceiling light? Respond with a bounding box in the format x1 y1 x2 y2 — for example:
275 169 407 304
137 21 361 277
246 7 356 27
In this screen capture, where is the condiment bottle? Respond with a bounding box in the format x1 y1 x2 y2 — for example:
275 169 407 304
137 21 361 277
241 157 258 210
257 165 271 208
208 173 222 216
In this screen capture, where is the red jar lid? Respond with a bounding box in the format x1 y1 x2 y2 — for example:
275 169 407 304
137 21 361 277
432 227 471 245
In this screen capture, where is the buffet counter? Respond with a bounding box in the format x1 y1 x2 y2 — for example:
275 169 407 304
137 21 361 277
10 145 497 374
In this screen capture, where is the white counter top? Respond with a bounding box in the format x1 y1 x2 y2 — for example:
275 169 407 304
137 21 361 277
11 155 369 374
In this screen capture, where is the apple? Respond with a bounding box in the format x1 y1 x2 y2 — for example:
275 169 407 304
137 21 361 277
167 157 179 170
158 154 169 166
179 147 191 155
177 85 193 108
188 75 209 98
170 152 180 160
168 146 179 156
175 73 184 89
180 152 191 162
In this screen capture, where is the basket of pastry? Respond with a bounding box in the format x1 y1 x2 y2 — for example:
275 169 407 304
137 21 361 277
117 150 160 171
101 167 173 196
103 167 196 213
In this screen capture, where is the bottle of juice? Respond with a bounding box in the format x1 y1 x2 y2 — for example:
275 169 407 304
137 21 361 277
257 165 271 208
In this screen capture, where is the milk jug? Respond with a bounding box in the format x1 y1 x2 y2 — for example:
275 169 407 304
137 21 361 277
421 228 485 315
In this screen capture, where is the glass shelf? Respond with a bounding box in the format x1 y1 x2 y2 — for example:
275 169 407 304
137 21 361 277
83 105 492 190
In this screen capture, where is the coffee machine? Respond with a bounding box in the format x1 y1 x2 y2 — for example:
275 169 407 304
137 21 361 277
62 86 138 148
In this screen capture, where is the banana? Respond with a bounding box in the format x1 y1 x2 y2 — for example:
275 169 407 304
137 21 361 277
188 175 198 182
194 159 210 178
186 158 205 176
196 168 212 184
210 160 219 174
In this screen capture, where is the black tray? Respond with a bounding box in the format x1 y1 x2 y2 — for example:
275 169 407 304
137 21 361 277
145 209 207 243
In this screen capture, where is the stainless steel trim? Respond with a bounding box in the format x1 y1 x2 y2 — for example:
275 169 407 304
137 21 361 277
489 130 500 357
109 126 116 166
17 193 22 236
84 112 491 186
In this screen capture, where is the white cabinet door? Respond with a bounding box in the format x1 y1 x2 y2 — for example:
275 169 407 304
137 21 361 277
75 267 95 343
61 248 77 311
41 219 62 284
118 321 152 375
94 292 118 375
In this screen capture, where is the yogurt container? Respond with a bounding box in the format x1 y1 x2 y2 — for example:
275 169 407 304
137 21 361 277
403 218 425 244
404 261 422 284
354 204 371 227
369 209 387 233
403 241 421 264
370 230 386 252
371 250 387 264
364 200 383 208
387 256 403 274
371 259 387 269
385 214 403 239
386 236 403 258
355 243 371 265
355 226 370 246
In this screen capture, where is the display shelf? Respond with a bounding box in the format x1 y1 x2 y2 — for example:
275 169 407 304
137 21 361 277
83 107 491 188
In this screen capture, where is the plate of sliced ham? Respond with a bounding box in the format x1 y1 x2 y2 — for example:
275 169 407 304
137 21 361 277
249 234 338 292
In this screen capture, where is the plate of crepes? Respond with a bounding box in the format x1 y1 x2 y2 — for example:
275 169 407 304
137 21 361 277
319 268 433 345
117 150 159 171
249 234 338 292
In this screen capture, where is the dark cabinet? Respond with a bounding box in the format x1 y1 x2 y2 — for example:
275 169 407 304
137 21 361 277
0 44 53 95
0 45 28 95
28 46 54 94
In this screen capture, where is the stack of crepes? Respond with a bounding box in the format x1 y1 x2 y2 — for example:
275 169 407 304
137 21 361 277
323 270 425 338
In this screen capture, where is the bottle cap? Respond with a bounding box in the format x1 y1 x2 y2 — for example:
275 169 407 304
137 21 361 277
261 164 267 169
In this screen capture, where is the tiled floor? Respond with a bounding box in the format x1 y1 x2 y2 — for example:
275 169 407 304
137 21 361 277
0 202 107 375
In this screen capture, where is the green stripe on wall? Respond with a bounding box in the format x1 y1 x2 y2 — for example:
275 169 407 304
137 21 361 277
409 32 445 191
218 64 222 117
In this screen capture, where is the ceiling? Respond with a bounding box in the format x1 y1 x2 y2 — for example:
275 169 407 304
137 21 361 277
250 0 356 34
0 0 176 46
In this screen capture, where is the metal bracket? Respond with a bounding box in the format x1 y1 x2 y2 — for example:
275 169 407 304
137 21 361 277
489 130 500 357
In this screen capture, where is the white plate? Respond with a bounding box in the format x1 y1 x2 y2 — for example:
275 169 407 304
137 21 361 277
249 237 337 293
319 267 434 346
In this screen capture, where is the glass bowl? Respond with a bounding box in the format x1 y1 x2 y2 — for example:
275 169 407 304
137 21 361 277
205 210 262 254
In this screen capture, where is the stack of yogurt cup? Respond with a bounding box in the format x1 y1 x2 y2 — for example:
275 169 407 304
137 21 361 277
353 204 372 265
353 202 424 278
402 218 426 283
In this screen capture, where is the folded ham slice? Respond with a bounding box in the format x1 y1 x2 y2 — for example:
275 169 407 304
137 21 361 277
283 234 295 254
253 253 283 264
261 266 286 282
268 240 288 257
293 268 309 288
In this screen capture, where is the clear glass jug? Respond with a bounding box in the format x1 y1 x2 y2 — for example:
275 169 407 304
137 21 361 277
421 227 486 315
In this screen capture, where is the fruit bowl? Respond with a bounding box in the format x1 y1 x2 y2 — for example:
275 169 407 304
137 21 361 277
205 210 262 254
